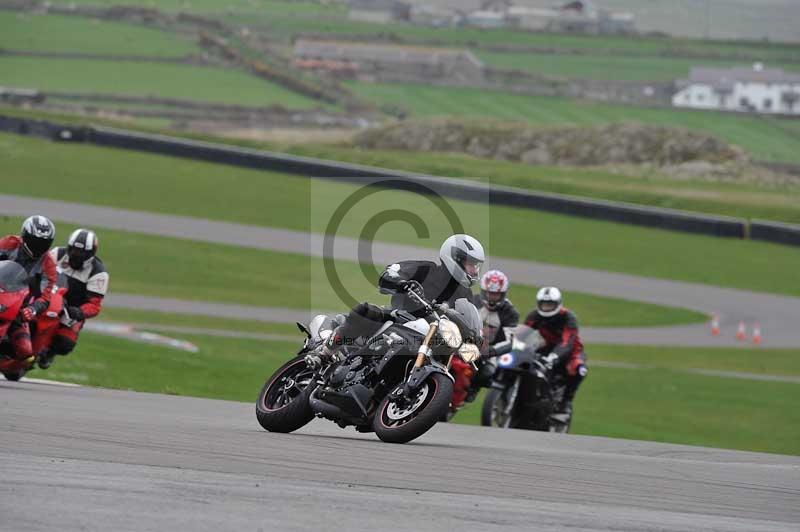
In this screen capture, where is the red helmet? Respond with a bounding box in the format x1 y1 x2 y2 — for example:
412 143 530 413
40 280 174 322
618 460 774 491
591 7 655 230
479 270 509 311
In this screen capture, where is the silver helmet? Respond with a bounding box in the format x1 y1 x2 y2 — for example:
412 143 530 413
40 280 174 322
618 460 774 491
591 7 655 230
439 234 485 288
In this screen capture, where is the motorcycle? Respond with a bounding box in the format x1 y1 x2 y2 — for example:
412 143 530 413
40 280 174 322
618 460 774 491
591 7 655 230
480 325 571 433
0 262 68 380
255 291 483 444
0 261 32 381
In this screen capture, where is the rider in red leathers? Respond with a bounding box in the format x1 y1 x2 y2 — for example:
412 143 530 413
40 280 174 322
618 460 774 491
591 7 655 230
0 216 57 367
523 286 588 417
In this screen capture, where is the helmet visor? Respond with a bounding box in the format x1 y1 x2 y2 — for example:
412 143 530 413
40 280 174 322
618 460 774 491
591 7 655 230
23 235 53 258
68 247 93 268
538 300 559 313
463 257 482 278
484 291 505 304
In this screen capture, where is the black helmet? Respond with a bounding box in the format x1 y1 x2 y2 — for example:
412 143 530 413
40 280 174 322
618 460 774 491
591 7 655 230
67 228 99 270
21 215 55 259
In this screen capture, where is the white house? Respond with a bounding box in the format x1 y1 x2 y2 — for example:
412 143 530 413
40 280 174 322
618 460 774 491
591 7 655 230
673 64 800 115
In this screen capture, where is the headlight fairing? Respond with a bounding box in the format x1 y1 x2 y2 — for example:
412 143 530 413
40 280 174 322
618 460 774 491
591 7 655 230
438 319 462 348
458 343 481 363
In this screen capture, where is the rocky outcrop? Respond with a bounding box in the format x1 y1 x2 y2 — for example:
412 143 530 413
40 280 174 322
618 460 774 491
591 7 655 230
354 119 748 166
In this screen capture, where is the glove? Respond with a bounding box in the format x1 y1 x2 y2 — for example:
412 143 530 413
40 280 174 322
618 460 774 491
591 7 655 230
20 306 37 322
66 306 85 321
542 352 559 371
399 280 425 299
481 345 498 360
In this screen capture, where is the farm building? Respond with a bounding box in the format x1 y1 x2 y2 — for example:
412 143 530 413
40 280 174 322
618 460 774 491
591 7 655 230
347 0 410 24
506 0 634 34
673 65 800 115
293 40 485 84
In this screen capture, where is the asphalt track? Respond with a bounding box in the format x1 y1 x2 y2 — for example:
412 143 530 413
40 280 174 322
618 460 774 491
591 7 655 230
2 380 798 532
3 194 797 347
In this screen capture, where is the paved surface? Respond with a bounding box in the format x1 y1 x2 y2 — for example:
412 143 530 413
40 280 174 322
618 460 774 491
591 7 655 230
3 194 800 347
1 382 798 532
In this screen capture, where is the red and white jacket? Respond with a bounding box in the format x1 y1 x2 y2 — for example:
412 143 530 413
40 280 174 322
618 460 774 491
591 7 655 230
49 247 109 322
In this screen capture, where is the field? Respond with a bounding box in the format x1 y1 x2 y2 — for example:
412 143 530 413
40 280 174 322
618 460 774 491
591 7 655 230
3 131 799 298
0 11 199 56
474 50 800 81
0 56 321 108
347 83 800 164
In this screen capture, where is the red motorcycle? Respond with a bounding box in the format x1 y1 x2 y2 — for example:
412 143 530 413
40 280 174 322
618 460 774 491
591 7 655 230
0 260 32 381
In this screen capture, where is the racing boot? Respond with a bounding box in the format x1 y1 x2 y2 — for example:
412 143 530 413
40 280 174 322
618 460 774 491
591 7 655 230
37 349 56 370
303 330 345 369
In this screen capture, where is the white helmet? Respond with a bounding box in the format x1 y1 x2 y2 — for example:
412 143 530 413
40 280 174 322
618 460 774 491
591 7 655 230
536 286 563 318
439 234 485 288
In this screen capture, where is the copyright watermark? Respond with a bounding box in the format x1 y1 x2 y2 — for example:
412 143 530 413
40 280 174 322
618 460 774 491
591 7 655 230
309 176 489 312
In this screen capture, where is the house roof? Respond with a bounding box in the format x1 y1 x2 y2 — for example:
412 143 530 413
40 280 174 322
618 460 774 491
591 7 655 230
687 66 800 87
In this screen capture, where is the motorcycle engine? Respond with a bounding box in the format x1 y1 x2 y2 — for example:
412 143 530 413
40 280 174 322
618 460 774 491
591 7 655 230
328 356 373 389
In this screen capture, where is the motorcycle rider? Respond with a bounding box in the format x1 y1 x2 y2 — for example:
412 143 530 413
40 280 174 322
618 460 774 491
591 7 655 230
305 234 485 368
0 216 57 366
523 286 587 418
461 270 520 405
36 229 109 369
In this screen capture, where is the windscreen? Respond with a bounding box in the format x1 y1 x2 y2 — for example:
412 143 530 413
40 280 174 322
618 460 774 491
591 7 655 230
453 298 482 338
0 261 28 293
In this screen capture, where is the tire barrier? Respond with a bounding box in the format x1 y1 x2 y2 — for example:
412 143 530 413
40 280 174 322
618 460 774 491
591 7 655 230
3 114 789 245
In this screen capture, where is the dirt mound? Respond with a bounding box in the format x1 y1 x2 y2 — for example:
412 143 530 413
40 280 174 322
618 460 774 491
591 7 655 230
354 120 748 166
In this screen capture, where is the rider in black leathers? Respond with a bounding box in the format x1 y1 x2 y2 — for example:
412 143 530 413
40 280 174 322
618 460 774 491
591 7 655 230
305 234 485 368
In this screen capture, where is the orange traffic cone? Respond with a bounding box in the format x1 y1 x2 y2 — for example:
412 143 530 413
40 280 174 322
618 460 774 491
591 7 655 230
736 321 747 341
710 314 720 336
752 323 762 345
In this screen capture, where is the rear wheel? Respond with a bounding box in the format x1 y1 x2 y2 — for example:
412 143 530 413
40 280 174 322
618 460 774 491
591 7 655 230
374 373 452 444
256 356 317 433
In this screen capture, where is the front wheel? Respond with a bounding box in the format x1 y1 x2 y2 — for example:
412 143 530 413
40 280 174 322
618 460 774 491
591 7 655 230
481 387 514 428
256 356 317 433
2 370 25 382
374 373 453 444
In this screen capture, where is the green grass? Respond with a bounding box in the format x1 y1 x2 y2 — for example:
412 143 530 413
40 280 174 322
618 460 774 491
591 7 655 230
287 144 800 224
2 131 799 298
475 49 800 81
0 56 320 108
98 308 303 336
0 12 199 57
38 332 296 401
453 345 800 455
589 344 800 377
36 333 800 455
347 82 800 164
0 217 704 327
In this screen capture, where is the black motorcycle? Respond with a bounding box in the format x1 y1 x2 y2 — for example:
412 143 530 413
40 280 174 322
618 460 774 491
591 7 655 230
480 325 571 433
256 292 483 444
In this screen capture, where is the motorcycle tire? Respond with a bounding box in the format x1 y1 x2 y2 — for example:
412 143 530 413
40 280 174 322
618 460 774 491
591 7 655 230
481 387 514 428
256 356 317 433
374 373 452 444
2 370 25 382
